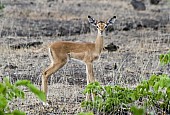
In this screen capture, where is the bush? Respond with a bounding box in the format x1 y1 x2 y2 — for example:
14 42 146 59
81 51 170 114
0 77 46 115
81 74 170 114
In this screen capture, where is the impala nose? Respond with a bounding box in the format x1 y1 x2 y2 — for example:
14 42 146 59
100 30 104 35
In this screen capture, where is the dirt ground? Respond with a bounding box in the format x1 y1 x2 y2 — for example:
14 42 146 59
0 0 170 114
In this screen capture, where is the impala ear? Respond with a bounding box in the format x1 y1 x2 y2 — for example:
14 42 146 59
106 16 116 26
88 15 97 26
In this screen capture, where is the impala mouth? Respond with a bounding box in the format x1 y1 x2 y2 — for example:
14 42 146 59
99 30 104 35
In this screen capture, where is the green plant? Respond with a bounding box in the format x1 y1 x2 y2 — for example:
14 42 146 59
0 77 46 115
135 74 170 112
0 3 4 10
130 106 145 115
81 74 170 114
159 51 170 65
80 51 170 114
82 82 135 114
78 111 94 115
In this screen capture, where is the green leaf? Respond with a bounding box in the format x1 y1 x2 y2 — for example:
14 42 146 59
81 101 88 107
94 82 100 86
0 110 4 115
105 86 112 95
155 91 162 100
166 87 170 99
129 92 137 101
159 51 170 65
14 80 30 87
158 74 170 88
84 82 103 94
12 110 26 115
0 95 8 109
153 82 159 92
145 82 149 92
0 83 5 93
84 84 93 94
27 84 46 102
148 74 159 86
13 88 25 99
3 77 11 87
8 91 15 100
131 106 145 115
163 78 170 88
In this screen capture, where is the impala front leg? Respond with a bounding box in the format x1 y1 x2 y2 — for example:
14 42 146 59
42 58 67 105
85 62 95 101
86 62 95 83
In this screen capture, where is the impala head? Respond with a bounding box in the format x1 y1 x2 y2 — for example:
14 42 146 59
88 15 116 35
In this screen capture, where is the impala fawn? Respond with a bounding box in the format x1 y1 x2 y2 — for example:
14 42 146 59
42 15 116 104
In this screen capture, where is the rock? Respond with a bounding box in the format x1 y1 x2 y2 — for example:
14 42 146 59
104 42 119 52
123 22 134 31
122 17 168 31
5 37 16 44
140 19 159 29
131 0 146 11
150 0 161 5
104 63 117 70
4 64 18 69
10 41 43 49
104 65 112 70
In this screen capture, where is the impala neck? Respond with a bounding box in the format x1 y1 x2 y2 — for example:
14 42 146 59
95 30 104 54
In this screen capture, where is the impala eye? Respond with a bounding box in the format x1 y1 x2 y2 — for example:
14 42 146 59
105 24 108 28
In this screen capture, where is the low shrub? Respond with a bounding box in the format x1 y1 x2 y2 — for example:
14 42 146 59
81 51 170 114
0 77 45 115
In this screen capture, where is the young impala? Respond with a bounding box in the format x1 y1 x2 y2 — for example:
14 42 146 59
42 15 116 104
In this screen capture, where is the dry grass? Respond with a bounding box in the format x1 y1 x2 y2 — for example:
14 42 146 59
0 0 170 114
